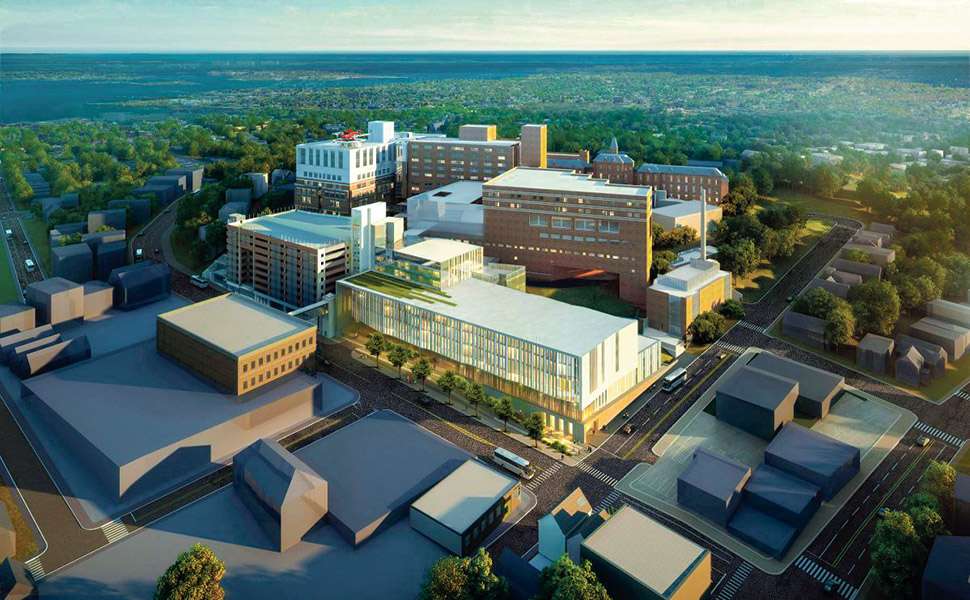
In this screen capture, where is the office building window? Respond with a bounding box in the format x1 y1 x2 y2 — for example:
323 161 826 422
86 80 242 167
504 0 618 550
552 217 571 230
575 218 596 232
599 221 620 234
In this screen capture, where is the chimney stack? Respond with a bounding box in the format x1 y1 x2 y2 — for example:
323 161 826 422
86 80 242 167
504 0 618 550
700 189 708 260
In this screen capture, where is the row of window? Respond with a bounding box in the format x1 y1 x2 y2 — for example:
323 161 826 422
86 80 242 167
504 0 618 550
241 337 312 373
528 214 621 233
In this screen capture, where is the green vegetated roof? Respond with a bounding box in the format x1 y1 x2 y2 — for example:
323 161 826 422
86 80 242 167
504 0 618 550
344 271 456 306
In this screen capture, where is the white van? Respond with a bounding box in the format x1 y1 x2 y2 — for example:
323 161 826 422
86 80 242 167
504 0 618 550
24 258 35 273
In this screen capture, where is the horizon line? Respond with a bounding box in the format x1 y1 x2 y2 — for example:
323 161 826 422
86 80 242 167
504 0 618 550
3 49 970 55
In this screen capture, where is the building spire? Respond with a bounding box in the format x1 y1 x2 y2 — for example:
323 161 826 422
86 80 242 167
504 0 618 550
609 136 619 154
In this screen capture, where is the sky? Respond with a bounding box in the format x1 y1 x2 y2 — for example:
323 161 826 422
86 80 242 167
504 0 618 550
1 0 969 53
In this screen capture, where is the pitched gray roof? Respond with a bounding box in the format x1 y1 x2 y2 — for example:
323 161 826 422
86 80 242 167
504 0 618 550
636 163 727 178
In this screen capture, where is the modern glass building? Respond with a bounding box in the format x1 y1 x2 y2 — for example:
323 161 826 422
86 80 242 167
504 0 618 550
336 239 661 442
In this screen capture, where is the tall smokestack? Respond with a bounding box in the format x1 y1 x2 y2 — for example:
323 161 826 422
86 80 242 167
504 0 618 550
700 189 708 260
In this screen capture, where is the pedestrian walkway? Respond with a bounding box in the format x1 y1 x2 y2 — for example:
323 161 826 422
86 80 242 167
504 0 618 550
794 555 858 599
715 341 747 354
575 461 619 486
914 421 965 447
954 389 970 402
100 519 130 544
594 488 623 513
714 562 752 600
526 462 563 491
737 320 768 334
24 556 45 581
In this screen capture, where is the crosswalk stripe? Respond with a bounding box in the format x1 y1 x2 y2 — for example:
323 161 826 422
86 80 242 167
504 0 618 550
794 555 857 599
914 421 965 447
25 557 45 580
715 562 753 600
101 520 130 543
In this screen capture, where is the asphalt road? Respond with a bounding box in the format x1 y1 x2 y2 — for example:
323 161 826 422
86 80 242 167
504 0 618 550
0 198 966 600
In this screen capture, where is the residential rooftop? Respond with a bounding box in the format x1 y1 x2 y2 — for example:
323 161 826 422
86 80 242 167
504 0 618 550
484 167 651 197
411 459 518 534
582 505 708 598
229 210 353 248
157 294 314 357
340 272 637 357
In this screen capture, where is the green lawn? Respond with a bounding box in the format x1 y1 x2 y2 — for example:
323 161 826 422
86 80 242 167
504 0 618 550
0 484 38 560
19 215 52 273
344 270 457 306
0 239 20 303
526 284 639 318
733 218 833 303
764 189 871 223
773 320 970 404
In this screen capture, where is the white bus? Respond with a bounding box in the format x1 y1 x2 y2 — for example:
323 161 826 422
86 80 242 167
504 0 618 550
190 275 209 289
493 447 534 480
661 367 688 392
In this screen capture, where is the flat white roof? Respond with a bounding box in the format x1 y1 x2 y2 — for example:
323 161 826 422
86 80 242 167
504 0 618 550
340 273 636 357
395 238 480 264
582 505 707 597
484 167 651 198
654 200 708 218
158 294 314 357
411 460 517 534
230 210 352 248
408 181 483 205
650 259 729 297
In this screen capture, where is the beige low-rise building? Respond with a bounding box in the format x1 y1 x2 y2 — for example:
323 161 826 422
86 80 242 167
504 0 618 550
646 259 733 338
156 294 317 395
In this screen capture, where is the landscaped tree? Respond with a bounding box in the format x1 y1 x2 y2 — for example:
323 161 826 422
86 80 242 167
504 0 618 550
387 344 414 379
687 312 727 345
437 370 461 405
718 298 746 320
869 510 923 600
412 357 432 391
419 548 507 600
823 302 856 349
494 396 516 432
536 555 611 600
364 333 386 367
849 279 901 336
920 460 956 517
154 543 226 600
465 382 487 417
524 413 545 447
717 238 761 277
908 505 949 548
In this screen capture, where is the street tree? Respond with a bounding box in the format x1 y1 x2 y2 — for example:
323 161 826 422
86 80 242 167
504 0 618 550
387 344 414 379
869 510 922 600
412 357 432 391
365 333 386 367
154 543 226 600
718 298 746 320
920 460 956 516
465 382 487 417
437 370 461 404
524 413 545 447
495 396 516 432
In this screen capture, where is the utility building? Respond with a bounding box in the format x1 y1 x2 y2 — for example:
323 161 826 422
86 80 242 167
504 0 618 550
715 366 797 440
410 460 520 556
